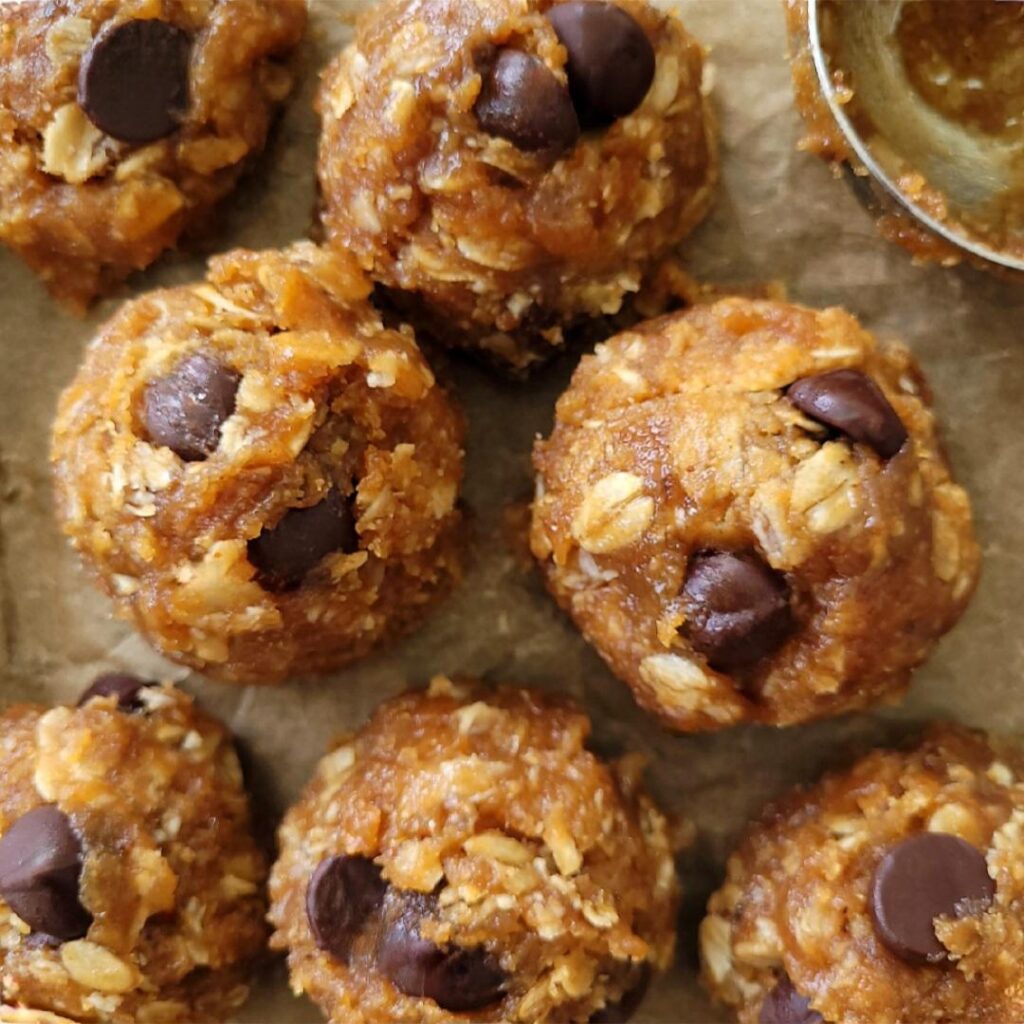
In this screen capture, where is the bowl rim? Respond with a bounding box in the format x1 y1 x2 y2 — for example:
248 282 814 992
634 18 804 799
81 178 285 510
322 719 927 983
806 0 1024 274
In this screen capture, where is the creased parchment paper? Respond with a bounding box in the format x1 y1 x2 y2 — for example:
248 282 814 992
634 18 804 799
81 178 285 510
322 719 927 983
2 1 1023 1021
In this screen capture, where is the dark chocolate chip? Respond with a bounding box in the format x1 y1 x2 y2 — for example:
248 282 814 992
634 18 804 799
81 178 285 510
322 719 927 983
590 967 650 1022
142 353 241 463
682 551 794 671
788 368 908 459
548 1 656 128
78 18 191 143
870 832 995 965
475 49 580 152
0 806 91 941
248 490 357 592
377 891 506 1012
77 672 153 711
759 974 822 1024
306 855 386 963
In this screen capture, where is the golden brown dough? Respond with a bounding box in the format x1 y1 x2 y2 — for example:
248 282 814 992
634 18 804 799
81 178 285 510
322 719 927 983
0 678 266 1022
701 726 1024 1024
268 678 679 1023
317 0 717 370
0 0 306 310
531 298 979 731
51 243 464 684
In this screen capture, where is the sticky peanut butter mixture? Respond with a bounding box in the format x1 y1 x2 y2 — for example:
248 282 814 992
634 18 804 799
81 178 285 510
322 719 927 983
51 243 464 684
531 298 979 731
0 679 266 1022
0 0 306 310
701 726 1024 1024
317 0 717 370
268 678 679 1023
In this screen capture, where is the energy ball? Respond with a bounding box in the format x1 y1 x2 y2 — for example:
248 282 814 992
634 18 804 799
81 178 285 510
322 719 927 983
0 677 266 1022
531 298 979 732
700 726 1024 1023
317 0 717 371
268 678 679 1023
0 0 306 310
51 243 464 684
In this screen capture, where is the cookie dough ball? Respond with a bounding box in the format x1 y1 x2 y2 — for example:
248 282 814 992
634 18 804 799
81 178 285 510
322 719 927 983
317 0 717 371
531 298 979 731
268 678 678 1023
700 726 1024 1023
0 0 305 310
0 677 266 1022
51 243 464 684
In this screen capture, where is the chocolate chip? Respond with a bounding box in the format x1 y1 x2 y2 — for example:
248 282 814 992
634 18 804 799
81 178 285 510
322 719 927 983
682 551 794 671
78 19 191 143
475 49 580 152
0 806 91 941
248 490 357 592
548 2 656 128
590 968 650 1021
870 832 995 965
759 974 822 1024
377 891 506 1012
788 369 908 459
306 855 386 963
77 673 153 711
142 353 241 463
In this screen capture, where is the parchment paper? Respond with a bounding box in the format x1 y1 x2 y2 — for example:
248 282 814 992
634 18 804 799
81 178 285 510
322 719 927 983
2 1 1023 1020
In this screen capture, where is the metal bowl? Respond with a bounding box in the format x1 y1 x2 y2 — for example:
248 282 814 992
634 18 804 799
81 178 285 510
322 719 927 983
806 0 1024 273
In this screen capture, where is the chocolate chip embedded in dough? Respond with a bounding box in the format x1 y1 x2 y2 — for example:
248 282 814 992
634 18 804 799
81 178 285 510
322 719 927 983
870 832 995 965
475 49 580 152
0 806 92 942
142 352 241 462
548 2 656 128
788 368 908 459
78 18 192 143
758 974 823 1024
682 550 794 671
77 673 154 711
306 855 386 963
248 490 358 592
376 891 506 1012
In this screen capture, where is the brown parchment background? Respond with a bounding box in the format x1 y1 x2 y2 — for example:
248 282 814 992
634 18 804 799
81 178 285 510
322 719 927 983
2 1 1023 1020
